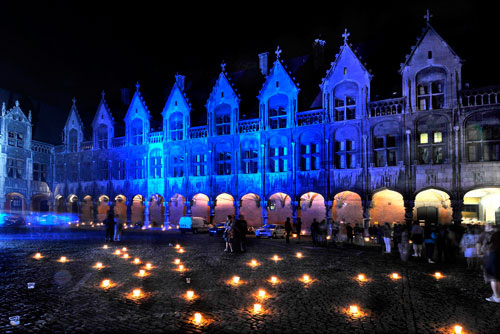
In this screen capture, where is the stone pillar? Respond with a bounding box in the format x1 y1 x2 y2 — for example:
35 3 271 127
126 200 131 225
93 200 98 224
325 200 333 224
233 200 240 220
451 199 464 226
164 201 170 227
184 201 192 217
208 200 215 225
404 199 415 226
291 200 299 225
261 200 268 226
144 200 150 228
362 200 371 235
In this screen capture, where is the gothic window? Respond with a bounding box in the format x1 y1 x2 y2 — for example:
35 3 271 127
98 160 109 180
466 113 500 162
8 132 15 146
241 149 258 174
216 143 232 175
132 159 144 179
418 131 445 164
268 94 288 129
172 155 184 177
7 158 24 179
300 143 320 171
333 81 358 121
113 160 126 180
269 136 288 172
416 67 446 110
131 118 143 145
33 163 47 182
192 153 207 176
373 135 397 167
69 129 78 152
169 112 183 141
150 149 163 178
214 104 231 135
97 124 108 149
335 140 356 169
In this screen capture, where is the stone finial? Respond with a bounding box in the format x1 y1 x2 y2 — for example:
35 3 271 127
72 97 77 107
101 90 106 100
28 110 32 122
424 9 433 23
15 100 20 107
275 46 282 60
221 60 226 72
136 81 140 92
342 28 350 44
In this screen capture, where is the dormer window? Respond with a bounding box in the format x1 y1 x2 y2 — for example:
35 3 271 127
130 118 143 145
214 104 231 135
333 81 358 121
69 129 78 152
97 124 108 149
268 94 288 129
169 112 183 141
416 67 446 110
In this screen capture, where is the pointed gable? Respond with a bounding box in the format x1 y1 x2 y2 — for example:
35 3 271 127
63 98 84 150
64 98 84 132
207 65 240 111
258 47 300 101
124 82 150 125
163 74 191 141
91 90 114 129
125 82 150 145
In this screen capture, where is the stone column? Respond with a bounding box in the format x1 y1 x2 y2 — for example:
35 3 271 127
208 200 215 225
291 200 299 225
184 200 192 217
144 200 150 228
126 200 132 226
404 199 415 226
233 200 240 220
362 200 371 235
164 201 170 227
451 199 464 226
261 200 268 226
325 200 333 224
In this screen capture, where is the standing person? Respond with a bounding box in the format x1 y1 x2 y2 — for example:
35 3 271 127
333 221 340 242
223 215 234 252
285 217 292 244
424 223 437 263
327 220 334 247
354 223 362 245
484 227 500 303
105 210 115 242
376 223 384 253
411 221 424 258
460 225 478 269
113 207 123 242
311 219 319 245
398 225 411 262
383 222 392 253
295 217 302 241
393 223 402 253
235 215 248 252
435 224 447 263
346 223 354 245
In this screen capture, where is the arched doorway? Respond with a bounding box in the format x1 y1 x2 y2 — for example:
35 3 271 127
214 193 235 224
149 194 164 227
463 188 500 224
81 195 94 222
370 189 405 226
31 194 51 212
267 192 292 225
97 195 110 223
332 191 362 224
114 195 127 226
299 192 325 233
5 193 26 212
67 195 79 214
55 195 65 213
191 193 210 221
168 194 185 227
414 189 451 224
240 193 261 228
131 195 145 226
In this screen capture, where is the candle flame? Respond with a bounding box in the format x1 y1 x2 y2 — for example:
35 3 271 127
102 279 110 288
186 290 194 299
258 289 266 297
296 252 303 258
254 303 262 313
358 274 365 281
271 276 277 283
146 263 152 269
194 312 202 324
232 276 240 284
454 325 463 334
349 305 359 314
133 289 141 298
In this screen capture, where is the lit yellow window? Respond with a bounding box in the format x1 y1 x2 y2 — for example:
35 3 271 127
420 133 428 144
434 132 442 143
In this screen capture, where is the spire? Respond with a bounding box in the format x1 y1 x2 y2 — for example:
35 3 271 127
136 81 140 92
275 46 282 60
342 28 350 44
101 90 106 100
424 9 433 24
15 100 20 108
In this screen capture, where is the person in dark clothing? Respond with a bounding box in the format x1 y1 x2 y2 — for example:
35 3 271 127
435 224 447 262
295 217 302 240
346 223 354 245
485 228 500 303
393 224 402 253
235 215 248 252
285 217 292 243
105 210 115 242
311 219 319 245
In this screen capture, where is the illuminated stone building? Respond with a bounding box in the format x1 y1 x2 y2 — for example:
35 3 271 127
2 17 500 230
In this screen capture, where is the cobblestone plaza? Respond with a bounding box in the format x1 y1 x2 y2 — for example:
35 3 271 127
1 227 498 333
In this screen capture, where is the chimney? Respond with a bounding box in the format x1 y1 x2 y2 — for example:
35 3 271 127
120 88 130 106
175 73 185 92
258 52 269 76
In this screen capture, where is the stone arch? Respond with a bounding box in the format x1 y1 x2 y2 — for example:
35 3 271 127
149 194 165 227
114 195 127 225
168 194 185 227
267 192 292 225
81 195 94 222
332 191 362 224
97 195 110 223
131 195 145 226
299 192 325 232
414 188 452 224
31 193 51 212
5 192 26 212
191 193 210 222
214 193 235 224
240 193 261 228
369 189 405 226
55 195 65 213
463 188 500 224
67 194 79 214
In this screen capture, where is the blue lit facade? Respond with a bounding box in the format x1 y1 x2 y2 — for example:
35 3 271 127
3 21 500 230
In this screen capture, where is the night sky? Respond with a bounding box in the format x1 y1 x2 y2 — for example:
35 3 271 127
0 1 497 143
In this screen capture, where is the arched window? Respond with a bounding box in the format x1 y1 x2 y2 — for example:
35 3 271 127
216 143 232 175
269 136 288 172
131 118 143 145
150 149 163 178
334 127 357 169
333 82 358 121
214 104 231 135
416 67 446 110
466 112 500 162
97 124 108 149
69 129 78 152
268 94 288 129
241 140 258 174
170 112 183 141
416 116 447 164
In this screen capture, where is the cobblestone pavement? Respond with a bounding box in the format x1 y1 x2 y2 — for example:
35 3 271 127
1 226 499 334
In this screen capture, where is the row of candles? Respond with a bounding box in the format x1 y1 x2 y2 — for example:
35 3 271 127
31 245 463 333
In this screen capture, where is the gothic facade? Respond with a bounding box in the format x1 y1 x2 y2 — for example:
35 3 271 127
2 20 500 230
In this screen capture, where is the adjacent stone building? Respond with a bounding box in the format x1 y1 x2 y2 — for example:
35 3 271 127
2 17 500 231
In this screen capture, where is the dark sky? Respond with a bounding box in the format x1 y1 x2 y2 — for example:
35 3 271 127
0 1 498 142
